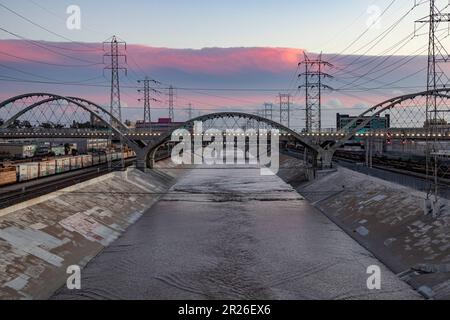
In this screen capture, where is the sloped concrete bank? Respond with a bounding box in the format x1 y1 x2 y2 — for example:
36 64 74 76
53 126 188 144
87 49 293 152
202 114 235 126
278 155 450 299
0 160 184 300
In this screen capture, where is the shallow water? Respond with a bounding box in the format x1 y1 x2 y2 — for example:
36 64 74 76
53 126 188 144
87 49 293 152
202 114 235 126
53 166 420 300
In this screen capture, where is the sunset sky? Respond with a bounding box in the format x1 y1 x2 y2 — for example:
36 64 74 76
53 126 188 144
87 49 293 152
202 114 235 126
0 0 442 130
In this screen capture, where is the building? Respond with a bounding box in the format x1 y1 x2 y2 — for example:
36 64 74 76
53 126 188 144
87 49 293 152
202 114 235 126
0 142 36 159
336 113 390 132
423 118 449 128
124 120 136 128
5 138 109 155
135 118 184 132
34 144 66 157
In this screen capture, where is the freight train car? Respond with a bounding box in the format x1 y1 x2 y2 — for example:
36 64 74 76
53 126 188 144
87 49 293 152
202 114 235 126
81 154 93 168
55 157 71 174
1 151 136 186
0 167 17 186
17 163 40 182
39 160 56 177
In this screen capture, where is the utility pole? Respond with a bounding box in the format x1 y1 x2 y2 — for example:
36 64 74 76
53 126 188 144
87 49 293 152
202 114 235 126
279 93 291 128
298 52 333 133
138 77 162 129
103 35 126 170
169 85 175 122
416 0 450 206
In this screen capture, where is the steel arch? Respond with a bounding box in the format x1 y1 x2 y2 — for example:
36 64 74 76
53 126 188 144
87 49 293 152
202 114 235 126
0 93 139 150
0 93 128 131
144 111 323 168
329 88 450 152
151 111 321 152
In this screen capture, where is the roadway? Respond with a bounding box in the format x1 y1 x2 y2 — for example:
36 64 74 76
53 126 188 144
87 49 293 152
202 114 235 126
52 165 420 300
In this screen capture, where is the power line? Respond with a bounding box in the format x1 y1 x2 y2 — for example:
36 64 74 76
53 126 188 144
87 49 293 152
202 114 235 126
0 2 100 51
329 2 417 73
0 62 104 83
0 50 103 68
339 32 450 90
328 0 398 60
331 30 450 92
317 0 382 52
0 27 100 63
25 0 110 39
0 76 429 92
330 23 426 81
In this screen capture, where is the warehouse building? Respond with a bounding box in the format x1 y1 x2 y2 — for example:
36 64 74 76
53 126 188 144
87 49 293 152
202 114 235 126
135 118 184 132
0 142 36 159
336 113 390 132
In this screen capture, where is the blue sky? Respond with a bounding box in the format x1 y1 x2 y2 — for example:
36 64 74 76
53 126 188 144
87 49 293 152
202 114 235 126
0 0 430 52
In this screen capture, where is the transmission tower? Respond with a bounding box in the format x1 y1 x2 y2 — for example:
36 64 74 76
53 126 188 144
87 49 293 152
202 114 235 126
169 85 175 121
188 103 193 120
279 93 291 128
416 0 450 205
298 52 333 132
138 77 162 129
103 35 127 170
264 103 273 120
104 36 127 125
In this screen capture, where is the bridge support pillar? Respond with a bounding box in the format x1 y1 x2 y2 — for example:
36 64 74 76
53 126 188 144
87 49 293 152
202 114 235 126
317 150 334 169
135 150 151 172
134 147 160 172
130 142 156 173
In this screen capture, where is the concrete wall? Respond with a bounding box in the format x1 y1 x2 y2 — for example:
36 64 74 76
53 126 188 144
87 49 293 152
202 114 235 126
0 160 183 299
279 156 450 299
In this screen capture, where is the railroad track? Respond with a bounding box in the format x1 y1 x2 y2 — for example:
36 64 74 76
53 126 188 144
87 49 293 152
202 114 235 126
0 159 135 210
284 147 450 186
0 154 175 210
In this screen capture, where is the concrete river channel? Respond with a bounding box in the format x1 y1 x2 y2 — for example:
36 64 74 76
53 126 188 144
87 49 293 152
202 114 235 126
52 164 420 300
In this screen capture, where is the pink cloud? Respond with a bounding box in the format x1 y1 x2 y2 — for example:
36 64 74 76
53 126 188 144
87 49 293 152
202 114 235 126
0 40 302 75
0 39 427 122
128 46 303 75
0 40 58 63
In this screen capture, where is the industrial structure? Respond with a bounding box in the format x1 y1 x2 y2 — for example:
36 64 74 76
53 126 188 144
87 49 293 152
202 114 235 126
298 53 333 133
279 93 291 128
336 113 390 132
